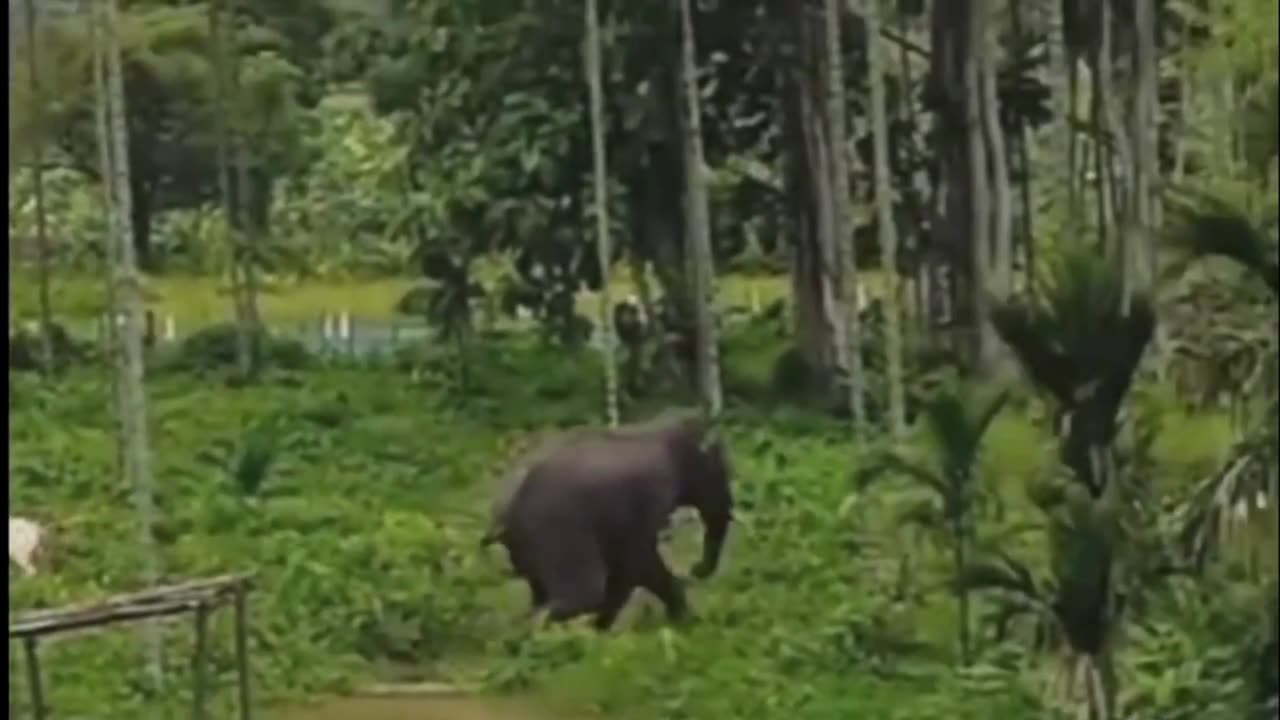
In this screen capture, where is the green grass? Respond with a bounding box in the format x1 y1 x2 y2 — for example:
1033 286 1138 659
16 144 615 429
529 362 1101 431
7 304 1256 720
8 272 421 331
8 269 834 338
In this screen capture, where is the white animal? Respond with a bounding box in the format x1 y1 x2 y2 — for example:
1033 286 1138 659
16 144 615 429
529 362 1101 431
9 516 46 576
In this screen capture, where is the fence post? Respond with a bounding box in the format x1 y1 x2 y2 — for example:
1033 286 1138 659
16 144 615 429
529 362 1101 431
234 583 252 720
341 311 354 358
192 603 209 720
23 636 46 720
163 314 176 343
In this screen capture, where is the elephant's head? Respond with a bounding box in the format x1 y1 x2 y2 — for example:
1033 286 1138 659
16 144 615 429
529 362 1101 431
674 426 734 580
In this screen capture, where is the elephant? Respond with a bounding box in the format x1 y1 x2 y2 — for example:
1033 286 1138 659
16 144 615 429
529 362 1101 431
482 411 734 630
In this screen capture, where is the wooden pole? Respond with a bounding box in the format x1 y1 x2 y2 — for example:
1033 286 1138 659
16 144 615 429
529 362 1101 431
191 603 209 720
234 584 251 720
23 636 46 720
344 313 355 358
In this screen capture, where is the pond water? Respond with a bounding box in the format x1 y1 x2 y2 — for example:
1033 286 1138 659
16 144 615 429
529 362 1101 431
286 318 435 358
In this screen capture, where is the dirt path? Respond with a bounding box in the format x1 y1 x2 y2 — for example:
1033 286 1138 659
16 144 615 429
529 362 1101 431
269 694 570 720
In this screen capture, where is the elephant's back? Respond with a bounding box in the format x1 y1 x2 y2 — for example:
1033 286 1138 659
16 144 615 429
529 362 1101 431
505 436 680 530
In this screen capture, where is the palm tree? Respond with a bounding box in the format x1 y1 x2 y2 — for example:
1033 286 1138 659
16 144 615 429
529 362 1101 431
990 248 1156 496
209 0 255 380
20 0 55 374
673 0 722 416
855 377 1010 665
585 0 620 427
95 0 163 687
958 483 1127 720
862 0 906 437
964 246 1157 719
824 0 865 432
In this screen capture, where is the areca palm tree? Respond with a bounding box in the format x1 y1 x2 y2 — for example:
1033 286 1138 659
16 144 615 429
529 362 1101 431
958 479 1127 720
960 247 1157 719
855 378 1010 666
990 248 1156 496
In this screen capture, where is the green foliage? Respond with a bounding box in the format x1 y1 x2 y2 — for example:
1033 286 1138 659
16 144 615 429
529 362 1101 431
9 368 505 716
1166 188 1279 296
8 328 1274 719
8 320 96 372
157 322 312 374
8 0 1280 717
855 377 1010 664
993 246 1156 495
9 3 306 267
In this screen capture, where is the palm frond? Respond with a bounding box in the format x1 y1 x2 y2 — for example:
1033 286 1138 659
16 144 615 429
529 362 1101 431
1166 188 1280 297
853 450 948 499
1176 429 1279 569
918 379 1011 478
993 247 1154 409
895 496 943 531
971 389 1012 449
958 551 1047 611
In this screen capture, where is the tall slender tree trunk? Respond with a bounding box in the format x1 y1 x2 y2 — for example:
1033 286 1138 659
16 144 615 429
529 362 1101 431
895 8 928 339
674 0 722 416
953 517 972 665
978 0 1011 372
1095 0 1136 308
1172 17 1192 183
967 0 995 374
1009 0 1035 292
96 0 163 687
1046 0 1078 226
22 0 55 374
91 8 126 489
1092 77 1113 250
1132 0 1159 292
802 21 842 380
779 3 843 392
585 0 620 427
209 0 253 379
230 6 263 378
863 0 905 436
824 0 865 430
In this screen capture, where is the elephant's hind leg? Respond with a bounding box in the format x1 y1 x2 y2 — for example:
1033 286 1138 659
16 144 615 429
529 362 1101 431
536 534 607 623
504 541 549 614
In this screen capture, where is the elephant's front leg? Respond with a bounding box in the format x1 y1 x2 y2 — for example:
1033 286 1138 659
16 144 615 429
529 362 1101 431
526 577 548 614
593 572 636 631
635 545 688 622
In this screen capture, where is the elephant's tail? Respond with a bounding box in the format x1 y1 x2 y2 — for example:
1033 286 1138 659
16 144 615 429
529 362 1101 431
479 526 504 548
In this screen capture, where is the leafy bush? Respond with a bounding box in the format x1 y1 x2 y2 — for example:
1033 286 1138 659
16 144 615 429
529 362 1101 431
8 338 1272 719
8 320 96 371
156 323 313 374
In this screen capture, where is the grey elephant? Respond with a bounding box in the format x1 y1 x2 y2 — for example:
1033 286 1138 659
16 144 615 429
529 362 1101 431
482 411 734 630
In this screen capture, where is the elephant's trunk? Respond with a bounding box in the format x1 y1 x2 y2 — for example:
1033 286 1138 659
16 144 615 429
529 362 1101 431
692 508 730 579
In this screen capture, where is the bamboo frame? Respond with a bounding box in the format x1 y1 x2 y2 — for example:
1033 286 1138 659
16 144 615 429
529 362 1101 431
9 573 254 720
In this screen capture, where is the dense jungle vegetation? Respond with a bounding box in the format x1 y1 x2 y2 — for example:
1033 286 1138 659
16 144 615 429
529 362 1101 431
7 0 1278 718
